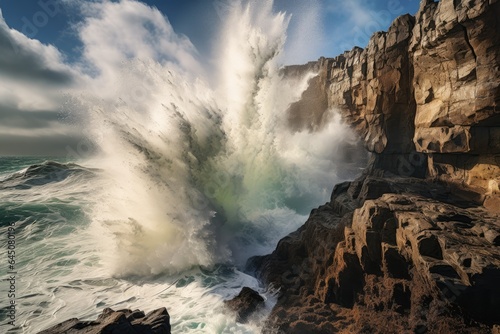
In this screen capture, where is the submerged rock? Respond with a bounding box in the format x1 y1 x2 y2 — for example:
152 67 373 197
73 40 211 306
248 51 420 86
38 307 171 334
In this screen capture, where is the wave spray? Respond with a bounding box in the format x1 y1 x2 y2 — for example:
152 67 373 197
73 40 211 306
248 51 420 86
72 0 361 277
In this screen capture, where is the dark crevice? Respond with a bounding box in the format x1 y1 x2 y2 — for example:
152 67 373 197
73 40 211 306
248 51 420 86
459 23 477 61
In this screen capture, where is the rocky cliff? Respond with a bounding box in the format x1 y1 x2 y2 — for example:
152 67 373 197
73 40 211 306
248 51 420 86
250 0 500 333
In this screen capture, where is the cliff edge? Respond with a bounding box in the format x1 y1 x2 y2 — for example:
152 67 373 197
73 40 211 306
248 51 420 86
249 0 500 333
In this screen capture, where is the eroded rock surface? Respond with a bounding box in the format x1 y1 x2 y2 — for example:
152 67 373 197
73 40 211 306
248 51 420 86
288 0 499 206
253 0 500 332
250 173 500 333
38 307 171 334
224 287 265 323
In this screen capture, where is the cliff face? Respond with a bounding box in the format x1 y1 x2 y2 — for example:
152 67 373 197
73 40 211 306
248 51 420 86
250 0 500 333
324 0 500 209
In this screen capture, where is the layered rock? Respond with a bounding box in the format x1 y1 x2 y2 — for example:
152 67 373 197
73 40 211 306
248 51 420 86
262 177 500 332
409 0 500 211
252 0 500 332
335 191 500 325
251 174 500 333
288 0 500 208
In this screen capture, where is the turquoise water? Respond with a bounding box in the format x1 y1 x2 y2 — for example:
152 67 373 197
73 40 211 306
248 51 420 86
0 158 92 332
0 157 280 333
0 157 65 175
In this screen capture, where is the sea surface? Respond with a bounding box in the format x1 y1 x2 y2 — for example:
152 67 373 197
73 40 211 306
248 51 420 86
0 153 363 333
0 157 280 333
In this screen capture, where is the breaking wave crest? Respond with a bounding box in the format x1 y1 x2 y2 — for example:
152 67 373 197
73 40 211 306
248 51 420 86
68 0 363 277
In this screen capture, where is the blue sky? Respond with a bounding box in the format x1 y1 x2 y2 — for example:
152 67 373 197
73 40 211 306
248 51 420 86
0 0 420 63
0 0 420 156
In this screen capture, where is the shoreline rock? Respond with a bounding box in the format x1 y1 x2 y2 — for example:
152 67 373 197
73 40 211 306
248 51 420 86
249 172 500 333
38 307 171 334
252 0 500 332
224 287 265 323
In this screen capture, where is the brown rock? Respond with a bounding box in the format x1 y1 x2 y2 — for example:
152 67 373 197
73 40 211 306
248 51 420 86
38 308 171 334
261 0 500 332
287 0 500 193
224 287 265 323
252 173 500 333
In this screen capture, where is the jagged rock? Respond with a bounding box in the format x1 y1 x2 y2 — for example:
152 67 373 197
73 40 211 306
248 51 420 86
293 0 500 195
324 14 417 156
38 307 171 334
347 193 500 323
256 2 500 330
286 68 329 132
224 287 265 323
250 173 500 333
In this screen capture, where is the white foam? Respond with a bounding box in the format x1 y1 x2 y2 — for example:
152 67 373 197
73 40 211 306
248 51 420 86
71 0 360 276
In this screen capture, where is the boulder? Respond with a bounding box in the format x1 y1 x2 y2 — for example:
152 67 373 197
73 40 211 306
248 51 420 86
224 287 265 323
38 307 171 334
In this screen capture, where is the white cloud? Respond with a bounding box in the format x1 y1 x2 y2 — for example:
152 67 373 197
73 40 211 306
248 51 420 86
278 0 392 62
341 1 377 27
0 0 206 155
0 8 86 113
76 0 204 82
0 9 79 85
0 8 86 155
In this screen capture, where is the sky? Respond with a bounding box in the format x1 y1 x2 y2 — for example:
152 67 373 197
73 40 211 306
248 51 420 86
0 0 420 156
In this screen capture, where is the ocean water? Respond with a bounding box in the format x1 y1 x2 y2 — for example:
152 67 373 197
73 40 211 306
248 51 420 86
0 158 278 333
0 1 365 333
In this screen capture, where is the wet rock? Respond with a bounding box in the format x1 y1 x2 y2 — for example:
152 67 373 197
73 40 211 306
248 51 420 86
224 287 265 323
252 173 500 333
38 307 171 334
260 2 500 328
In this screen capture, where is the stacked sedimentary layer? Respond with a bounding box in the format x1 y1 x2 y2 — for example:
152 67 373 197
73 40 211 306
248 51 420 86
252 0 500 333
